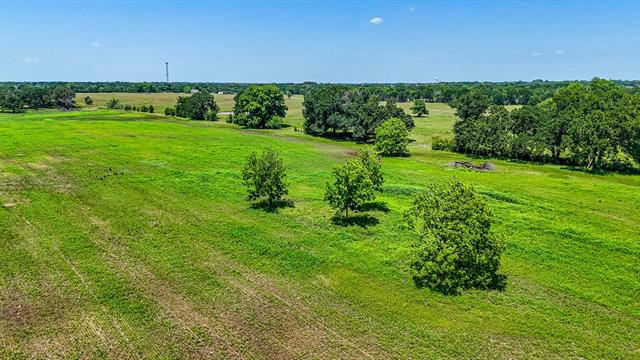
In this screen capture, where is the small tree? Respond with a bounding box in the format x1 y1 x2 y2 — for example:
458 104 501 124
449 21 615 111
325 159 375 219
164 106 176 116
356 148 384 192
242 148 288 207
148 105 154 113
140 105 149 112
375 118 409 156
84 96 94 105
124 104 132 111
175 92 218 120
105 98 120 109
405 180 506 294
411 99 429 117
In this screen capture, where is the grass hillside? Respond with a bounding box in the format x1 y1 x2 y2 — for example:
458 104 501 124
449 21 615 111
0 105 638 358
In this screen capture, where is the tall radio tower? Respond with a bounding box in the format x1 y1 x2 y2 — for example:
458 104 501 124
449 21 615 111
165 62 169 83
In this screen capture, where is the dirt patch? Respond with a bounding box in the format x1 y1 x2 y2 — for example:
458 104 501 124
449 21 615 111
0 292 35 327
449 161 496 171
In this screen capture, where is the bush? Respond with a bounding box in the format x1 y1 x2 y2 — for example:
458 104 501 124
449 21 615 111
375 118 409 156
148 105 154 113
105 98 120 109
164 106 176 116
140 105 149 112
405 180 506 294
242 148 288 207
123 104 132 111
84 96 93 105
431 136 455 151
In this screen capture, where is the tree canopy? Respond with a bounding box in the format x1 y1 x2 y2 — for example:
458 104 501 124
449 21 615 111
231 85 287 128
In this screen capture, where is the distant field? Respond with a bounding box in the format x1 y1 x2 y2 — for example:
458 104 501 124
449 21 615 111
76 92 305 114
0 104 638 358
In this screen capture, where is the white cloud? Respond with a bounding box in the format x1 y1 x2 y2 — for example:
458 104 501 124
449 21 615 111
531 52 542 57
90 41 100 48
24 56 40 63
555 49 564 55
369 17 384 25
408 5 416 12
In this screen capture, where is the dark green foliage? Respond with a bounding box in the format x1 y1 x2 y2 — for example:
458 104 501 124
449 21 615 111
303 86 413 142
375 118 409 156
175 92 218 120
84 96 93 105
124 104 132 111
451 79 640 169
356 149 384 192
105 98 120 109
48 86 76 109
140 105 149 112
431 136 455 151
231 85 287 128
405 180 506 295
242 148 288 207
164 107 176 116
148 105 154 113
411 99 429 117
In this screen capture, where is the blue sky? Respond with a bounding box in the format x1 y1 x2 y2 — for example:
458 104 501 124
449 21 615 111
1 0 638 82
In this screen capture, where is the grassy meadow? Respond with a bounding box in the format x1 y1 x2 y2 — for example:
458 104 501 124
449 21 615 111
0 99 638 358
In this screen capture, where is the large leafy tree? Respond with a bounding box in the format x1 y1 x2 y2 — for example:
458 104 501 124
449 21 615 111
176 92 218 120
47 86 75 109
375 118 410 156
232 85 287 128
405 180 506 295
411 99 429 117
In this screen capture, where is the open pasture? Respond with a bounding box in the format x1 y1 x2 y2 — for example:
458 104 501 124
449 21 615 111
0 105 638 359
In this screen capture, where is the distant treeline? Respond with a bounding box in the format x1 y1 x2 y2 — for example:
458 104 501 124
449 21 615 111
2 80 639 105
0 84 75 112
442 79 640 170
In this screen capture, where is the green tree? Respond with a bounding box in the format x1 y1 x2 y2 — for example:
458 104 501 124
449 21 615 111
242 148 288 207
325 159 375 219
405 180 506 294
140 105 149 112
232 85 287 128
148 104 154 113
411 99 429 117
175 92 218 120
375 118 410 156
105 98 120 109
84 96 93 105
164 106 176 116
48 86 75 109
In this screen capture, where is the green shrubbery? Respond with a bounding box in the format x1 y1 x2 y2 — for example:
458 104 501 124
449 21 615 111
431 136 454 151
405 180 506 294
375 118 409 156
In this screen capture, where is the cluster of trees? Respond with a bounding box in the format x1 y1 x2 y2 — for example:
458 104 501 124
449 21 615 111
9 80 637 106
229 85 287 128
104 98 155 113
0 85 75 112
302 85 414 142
449 79 640 169
243 148 505 294
164 92 218 120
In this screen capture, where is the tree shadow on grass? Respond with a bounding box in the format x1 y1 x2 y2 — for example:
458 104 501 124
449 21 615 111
331 214 379 228
359 201 390 213
249 199 294 213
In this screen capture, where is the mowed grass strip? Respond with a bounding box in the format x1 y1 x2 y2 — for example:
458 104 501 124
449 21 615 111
0 107 638 358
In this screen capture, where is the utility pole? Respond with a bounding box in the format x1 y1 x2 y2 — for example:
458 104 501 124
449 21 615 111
165 62 169 83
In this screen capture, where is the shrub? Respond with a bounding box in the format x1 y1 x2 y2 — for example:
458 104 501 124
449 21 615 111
140 105 149 112
431 136 455 151
105 98 120 109
375 118 409 156
124 104 132 111
148 105 154 113
84 96 93 105
164 106 176 116
242 148 288 207
405 180 506 294
325 158 375 219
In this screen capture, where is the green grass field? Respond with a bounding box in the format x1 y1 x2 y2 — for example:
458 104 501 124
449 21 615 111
1 103 638 358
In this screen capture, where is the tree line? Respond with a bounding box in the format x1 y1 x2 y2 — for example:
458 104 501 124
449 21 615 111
445 79 640 170
4 80 638 105
0 85 75 112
